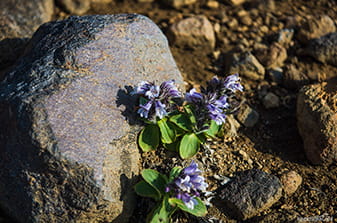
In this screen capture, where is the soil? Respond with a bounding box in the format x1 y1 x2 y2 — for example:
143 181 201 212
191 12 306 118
2 0 337 222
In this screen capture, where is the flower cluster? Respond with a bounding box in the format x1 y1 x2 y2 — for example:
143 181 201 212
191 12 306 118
133 80 181 119
186 74 243 125
166 161 208 210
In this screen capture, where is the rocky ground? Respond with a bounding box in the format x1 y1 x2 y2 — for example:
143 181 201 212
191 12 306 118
1 0 337 222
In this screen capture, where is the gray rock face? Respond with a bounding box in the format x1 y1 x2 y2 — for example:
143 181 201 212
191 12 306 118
0 14 184 223
236 104 259 127
217 169 282 220
0 0 54 70
305 32 337 67
297 80 337 165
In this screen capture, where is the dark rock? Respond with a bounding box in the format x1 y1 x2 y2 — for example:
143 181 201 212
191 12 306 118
0 0 54 70
297 80 337 165
217 169 282 220
262 92 280 109
283 64 309 89
0 14 184 223
305 32 337 67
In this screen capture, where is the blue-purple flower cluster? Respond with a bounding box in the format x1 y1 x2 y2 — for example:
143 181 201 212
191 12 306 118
186 74 243 125
133 80 181 119
166 161 208 210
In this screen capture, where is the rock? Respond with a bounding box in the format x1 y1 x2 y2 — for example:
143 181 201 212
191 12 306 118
167 15 215 52
236 103 259 127
206 0 219 9
164 0 197 9
223 115 241 137
0 0 54 69
229 0 245 5
228 52 265 80
256 42 287 69
283 64 309 89
297 80 337 165
0 14 184 223
305 32 337 67
297 15 336 44
277 29 294 47
280 171 302 195
217 169 282 220
56 0 90 15
267 67 283 84
262 92 280 109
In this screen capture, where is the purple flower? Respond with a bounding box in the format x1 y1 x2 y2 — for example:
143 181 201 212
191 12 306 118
185 88 203 104
133 80 181 119
166 161 208 210
223 74 243 92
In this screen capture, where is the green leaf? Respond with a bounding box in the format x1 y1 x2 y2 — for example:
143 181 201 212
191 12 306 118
179 133 200 159
168 167 182 182
184 105 197 126
138 124 160 152
204 120 221 138
147 195 177 223
169 114 192 132
139 96 148 105
158 118 176 144
141 169 168 196
134 181 160 201
168 197 207 217
163 140 179 152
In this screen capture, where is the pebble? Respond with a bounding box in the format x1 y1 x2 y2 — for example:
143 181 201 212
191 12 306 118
268 67 283 84
165 0 197 9
167 15 215 52
277 29 294 47
56 0 90 15
236 103 259 127
280 171 302 195
262 92 280 109
206 0 219 9
228 52 265 81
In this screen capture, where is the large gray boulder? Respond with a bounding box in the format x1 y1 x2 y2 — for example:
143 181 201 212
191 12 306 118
0 14 184 223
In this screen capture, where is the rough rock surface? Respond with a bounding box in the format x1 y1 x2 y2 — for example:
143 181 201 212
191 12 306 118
305 32 337 67
217 169 282 220
167 15 215 52
297 80 337 165
228 52 265 80
56 0 90 15
297 15 336 44
0 0 54 70
256 42 287 69
280 171 302 195
0 14 184 223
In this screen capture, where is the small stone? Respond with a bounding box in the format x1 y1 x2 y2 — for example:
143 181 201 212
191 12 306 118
260 25 269 33
56 0 90 15
137 0 154 2
223 114 241 137
229 0 246 5
240 15 252 26
236 103 259 127
213 22 221 34
280 171 302 195
206 0 219 8
217 169 282 220
268 67 283 84
277 28 294 47
256 42 287 69
228 52 265 81
167 15 215 52
283 64 309 89
297 15 336 44
262 92 280 109
297 81 337 165
227 18 239 30
305 32 337 67
165 0 197 9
